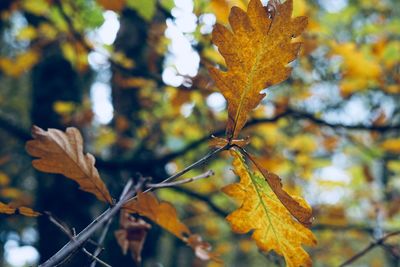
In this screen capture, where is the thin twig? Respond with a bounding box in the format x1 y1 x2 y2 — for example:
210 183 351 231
125 144 229 203
45 212 75 240
82 248 112 267
89 217 113 267
40 146 228 266
340 231 400 266
158 145 228 185
146 170 214 188
39 181 136 267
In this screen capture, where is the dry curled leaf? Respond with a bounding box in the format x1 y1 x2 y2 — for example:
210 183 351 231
115 211 151 264
247 153 313 226
222 150 316 267
124 192 219 262
25 126 113 204
0 202 40 217
209 0 307 139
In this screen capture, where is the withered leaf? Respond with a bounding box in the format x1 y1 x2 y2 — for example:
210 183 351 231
0 202 41 217
209 0 307 139
115 211 151 264
123 192 190 239
124 192 219 262
222 150 316 267
25 126 113 204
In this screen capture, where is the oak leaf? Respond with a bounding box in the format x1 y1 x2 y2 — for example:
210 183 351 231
248 153 313 226
25 126 113 204
0 202 41 217
124 192 190 238
222 150 316 267
209 0 307 139
124 192 219 262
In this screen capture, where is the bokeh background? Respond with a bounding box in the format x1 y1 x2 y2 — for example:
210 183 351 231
0 0 400 266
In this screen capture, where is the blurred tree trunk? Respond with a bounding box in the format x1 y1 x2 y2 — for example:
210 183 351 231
31 44 94 265
103 8 169 266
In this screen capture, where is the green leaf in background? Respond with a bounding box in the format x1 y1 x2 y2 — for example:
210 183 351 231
126 0 157 21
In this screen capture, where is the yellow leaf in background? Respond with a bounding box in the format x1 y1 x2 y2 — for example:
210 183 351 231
22 0 50 15
25 126 113 204
112 52 135 69
114 74 154 89
293 0 307 17
0 172 10 186
17 26 37 41
38 23 58 40
289 134 317 153
210 0 247 25
53 101 76 115
381 139 400 154
223 150 316 267
209 0 307 139
388 161 400 173
331 42 382 96
0 50 40 77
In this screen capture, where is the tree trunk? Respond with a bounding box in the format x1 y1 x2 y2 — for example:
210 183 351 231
31 44 94 266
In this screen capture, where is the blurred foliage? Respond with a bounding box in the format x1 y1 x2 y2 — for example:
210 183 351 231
0 0 400 266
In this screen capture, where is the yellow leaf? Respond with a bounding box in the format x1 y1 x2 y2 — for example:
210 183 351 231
22 0 50 15
0 172 10 186
25 126 113 204
209 0 307 139
0 188 23 199
210 0 247 25
0 50 40 77
331 42 382 96
381 139 400 153
53 101 76 115
17 26 37 41
222 150 316 267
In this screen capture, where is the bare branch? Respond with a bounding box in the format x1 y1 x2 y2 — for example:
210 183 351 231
39 181 135 267
340 231 400 266
146 170 214 188
82 248 112 267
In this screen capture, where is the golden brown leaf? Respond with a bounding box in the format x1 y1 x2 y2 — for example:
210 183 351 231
209 0 307 139
123 192 190 239
18 206 41 217
222 150 316 267
0 202 15 215
124 192 220 262
25 126 113 204
0 202 40 217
